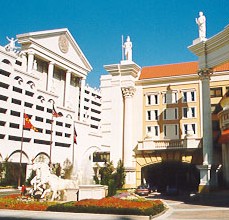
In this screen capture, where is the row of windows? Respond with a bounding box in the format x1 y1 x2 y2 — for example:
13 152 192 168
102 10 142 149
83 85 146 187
0 109 72 128
146 86 228 106
146 90 196 105
146 123 196 137
0 134 70 147
146 107 196 120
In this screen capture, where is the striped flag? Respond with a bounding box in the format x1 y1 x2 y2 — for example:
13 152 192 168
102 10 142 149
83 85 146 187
24 113 38 132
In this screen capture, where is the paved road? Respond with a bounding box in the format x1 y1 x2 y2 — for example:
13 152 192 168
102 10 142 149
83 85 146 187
152 190 229 220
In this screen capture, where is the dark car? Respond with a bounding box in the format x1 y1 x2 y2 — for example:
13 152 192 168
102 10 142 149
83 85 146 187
135 185 150 196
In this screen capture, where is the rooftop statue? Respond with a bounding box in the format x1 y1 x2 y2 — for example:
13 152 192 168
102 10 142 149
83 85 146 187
123 36 132 61
195 11 206 40
5 36 19 52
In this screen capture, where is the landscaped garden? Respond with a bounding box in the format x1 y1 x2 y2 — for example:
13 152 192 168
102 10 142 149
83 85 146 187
0 192 165 216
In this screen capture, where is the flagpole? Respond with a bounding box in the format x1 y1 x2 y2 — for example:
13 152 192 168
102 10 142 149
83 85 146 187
72 123 75 165
49 114 54 166
18 109 25 187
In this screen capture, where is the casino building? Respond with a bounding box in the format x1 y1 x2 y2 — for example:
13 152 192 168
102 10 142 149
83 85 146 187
0 29 104 185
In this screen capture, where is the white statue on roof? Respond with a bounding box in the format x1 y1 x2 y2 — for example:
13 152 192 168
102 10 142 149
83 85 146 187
123 36 132 61
5 36 20 54
195 11 206 40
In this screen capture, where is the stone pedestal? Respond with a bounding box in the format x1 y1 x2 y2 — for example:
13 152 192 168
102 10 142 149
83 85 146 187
124 167 136 188
197 164 212 193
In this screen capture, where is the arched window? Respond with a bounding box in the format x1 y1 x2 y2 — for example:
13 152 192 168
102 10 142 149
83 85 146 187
48 99 55 105
66 114 72 119
2 59 12 65
27 81 35 89
38 95 45 103
14 76 23 85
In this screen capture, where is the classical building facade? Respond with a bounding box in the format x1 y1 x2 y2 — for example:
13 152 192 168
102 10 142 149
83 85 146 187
101 25 229 192
0 29 103 185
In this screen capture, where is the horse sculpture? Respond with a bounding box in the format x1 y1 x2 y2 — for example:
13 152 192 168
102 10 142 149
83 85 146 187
30 162 78 201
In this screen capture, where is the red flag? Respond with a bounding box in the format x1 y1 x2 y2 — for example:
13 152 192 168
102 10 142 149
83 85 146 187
24 113 38 132
74 127 77 144
52 105 62 117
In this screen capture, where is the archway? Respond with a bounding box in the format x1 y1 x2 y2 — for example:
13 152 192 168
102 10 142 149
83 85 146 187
142 161 200 193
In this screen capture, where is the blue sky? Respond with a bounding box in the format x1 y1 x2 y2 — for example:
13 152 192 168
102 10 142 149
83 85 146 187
0 0 228 88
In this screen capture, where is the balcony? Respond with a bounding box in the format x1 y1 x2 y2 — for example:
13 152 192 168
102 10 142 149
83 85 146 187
138 138 202 151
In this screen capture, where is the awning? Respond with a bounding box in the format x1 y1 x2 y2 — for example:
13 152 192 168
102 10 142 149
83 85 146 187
218 129 229 144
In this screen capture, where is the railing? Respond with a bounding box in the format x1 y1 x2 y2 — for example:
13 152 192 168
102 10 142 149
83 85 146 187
138 138 202 151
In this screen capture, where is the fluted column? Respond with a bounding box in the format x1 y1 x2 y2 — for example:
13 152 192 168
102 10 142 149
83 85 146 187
27 51 34 73
47 62 54 92
122 87 136 168
64 70 71 107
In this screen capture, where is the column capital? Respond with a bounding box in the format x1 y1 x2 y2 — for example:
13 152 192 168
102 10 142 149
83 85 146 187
122 87 136 98
198 68 213 79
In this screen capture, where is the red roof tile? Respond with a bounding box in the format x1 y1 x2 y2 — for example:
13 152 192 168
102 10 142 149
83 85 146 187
139 61 229 80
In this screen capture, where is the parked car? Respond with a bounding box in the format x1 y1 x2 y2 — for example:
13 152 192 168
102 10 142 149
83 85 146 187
135 185 150 196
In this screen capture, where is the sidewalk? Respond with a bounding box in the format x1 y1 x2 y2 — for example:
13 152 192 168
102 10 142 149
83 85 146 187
0 209 149 220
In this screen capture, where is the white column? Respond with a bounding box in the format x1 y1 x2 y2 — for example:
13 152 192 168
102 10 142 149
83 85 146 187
47 62 54 92
122 87 135 168
198 69 213 165
64 71 71 107
27 51 34 73
197 68 215 192
80 78 86 121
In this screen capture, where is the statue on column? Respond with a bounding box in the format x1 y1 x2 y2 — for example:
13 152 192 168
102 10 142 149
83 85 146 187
195 11 206 40
123 36 132 61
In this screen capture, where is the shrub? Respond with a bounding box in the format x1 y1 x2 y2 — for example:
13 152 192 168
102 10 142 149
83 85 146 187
47 197 165 216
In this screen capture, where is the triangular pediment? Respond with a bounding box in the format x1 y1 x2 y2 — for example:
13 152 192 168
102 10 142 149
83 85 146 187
17 28 92 74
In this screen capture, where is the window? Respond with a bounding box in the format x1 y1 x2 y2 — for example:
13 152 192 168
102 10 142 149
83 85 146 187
93 152 110 162
24 102 33 108
191 91 196 101
10 110 20 117
147 126 151 133
36 105 44 111
183 107 196 118
65 123 71 128
35 116 43 122
56 121 63 126
0 108 7 114
183 92 187 103
147 111 151 120
210 87 222 98
183 108 188 118
0 95 8 101
191 107 196 117
154 126 159 136
65 133 71 138
183 124 196 135
13 86 22 93
12 98 21 105
56 132 62 136
0 81 9 89
146 94 159 105
70 75 80 87
25 91 34 97
9 123 20 129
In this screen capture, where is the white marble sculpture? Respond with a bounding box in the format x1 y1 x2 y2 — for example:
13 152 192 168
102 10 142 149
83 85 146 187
5 37 19 52
123 36 132 61
195 11 206 40
30 162 78 201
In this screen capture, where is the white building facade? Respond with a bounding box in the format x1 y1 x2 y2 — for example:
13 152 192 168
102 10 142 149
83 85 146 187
0 29 103 185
